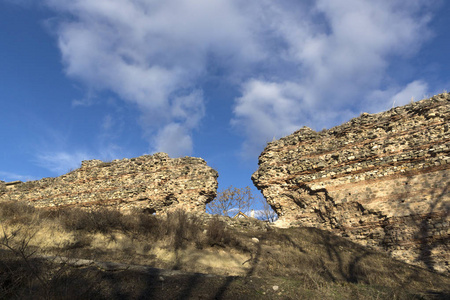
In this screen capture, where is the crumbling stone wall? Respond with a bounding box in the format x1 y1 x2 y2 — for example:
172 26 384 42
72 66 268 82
253 93 449 273
0 153 218 214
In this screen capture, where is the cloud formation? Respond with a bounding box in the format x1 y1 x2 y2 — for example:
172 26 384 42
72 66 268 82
35 151 90 174
44 0 260 156
365 80 429 113
40 0 435 157
232 0 433 155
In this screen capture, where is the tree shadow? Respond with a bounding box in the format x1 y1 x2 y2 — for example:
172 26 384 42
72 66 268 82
384 172 449 273
414 180 448 272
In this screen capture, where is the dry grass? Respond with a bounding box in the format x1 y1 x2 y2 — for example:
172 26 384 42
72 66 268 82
0 200 448 299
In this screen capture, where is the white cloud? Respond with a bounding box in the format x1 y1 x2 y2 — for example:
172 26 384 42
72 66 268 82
232 80 305 156
365 80 429 113
43 0 263 156
390 81 429 107
35 151 91 174
141 89 205 157
36 0 436 158
170 90 205 129
34 145 132 175
0 171 37 182
232 0 434 156
153 123 193 158
28 102 128 175
101 114 114 131
33 128 131 174
71 89 97 107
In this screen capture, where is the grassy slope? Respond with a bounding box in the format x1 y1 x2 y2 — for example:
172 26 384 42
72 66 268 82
0 201 448 299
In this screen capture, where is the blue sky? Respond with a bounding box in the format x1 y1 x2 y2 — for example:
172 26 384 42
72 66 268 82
1 0 449 202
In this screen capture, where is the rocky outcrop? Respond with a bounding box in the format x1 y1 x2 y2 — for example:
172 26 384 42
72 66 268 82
253 93 450 273
0 153 218 214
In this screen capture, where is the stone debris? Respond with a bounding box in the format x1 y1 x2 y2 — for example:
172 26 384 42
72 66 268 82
253 93 450 273
0 153 218 214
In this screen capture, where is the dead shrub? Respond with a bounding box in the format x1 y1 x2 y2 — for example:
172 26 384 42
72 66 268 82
89 209 124 233
0 222 102 299
0 201 36 225
136 212 160 234
58 208 93 231
205 216 234 248
58 208 124 233
58 208 207 250
120 211 161 238
0 251 29 298
0 254 41 299
0 250 102 299
162 210 202 249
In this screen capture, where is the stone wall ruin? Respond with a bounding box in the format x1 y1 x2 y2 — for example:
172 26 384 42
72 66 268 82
252 93 449 273
0 153 218 214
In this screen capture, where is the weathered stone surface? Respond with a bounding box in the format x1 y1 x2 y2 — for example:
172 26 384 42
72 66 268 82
253 93 450 273
0 153 218 214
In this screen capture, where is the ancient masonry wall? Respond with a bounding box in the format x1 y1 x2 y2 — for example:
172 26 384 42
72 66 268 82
252 93 449 273
0 153 218 214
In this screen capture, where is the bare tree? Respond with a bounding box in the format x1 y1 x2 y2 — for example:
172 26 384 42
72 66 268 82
206 186 254 217
256 195 278 222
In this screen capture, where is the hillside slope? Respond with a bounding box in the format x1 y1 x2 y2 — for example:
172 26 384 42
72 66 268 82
0 202 448 299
